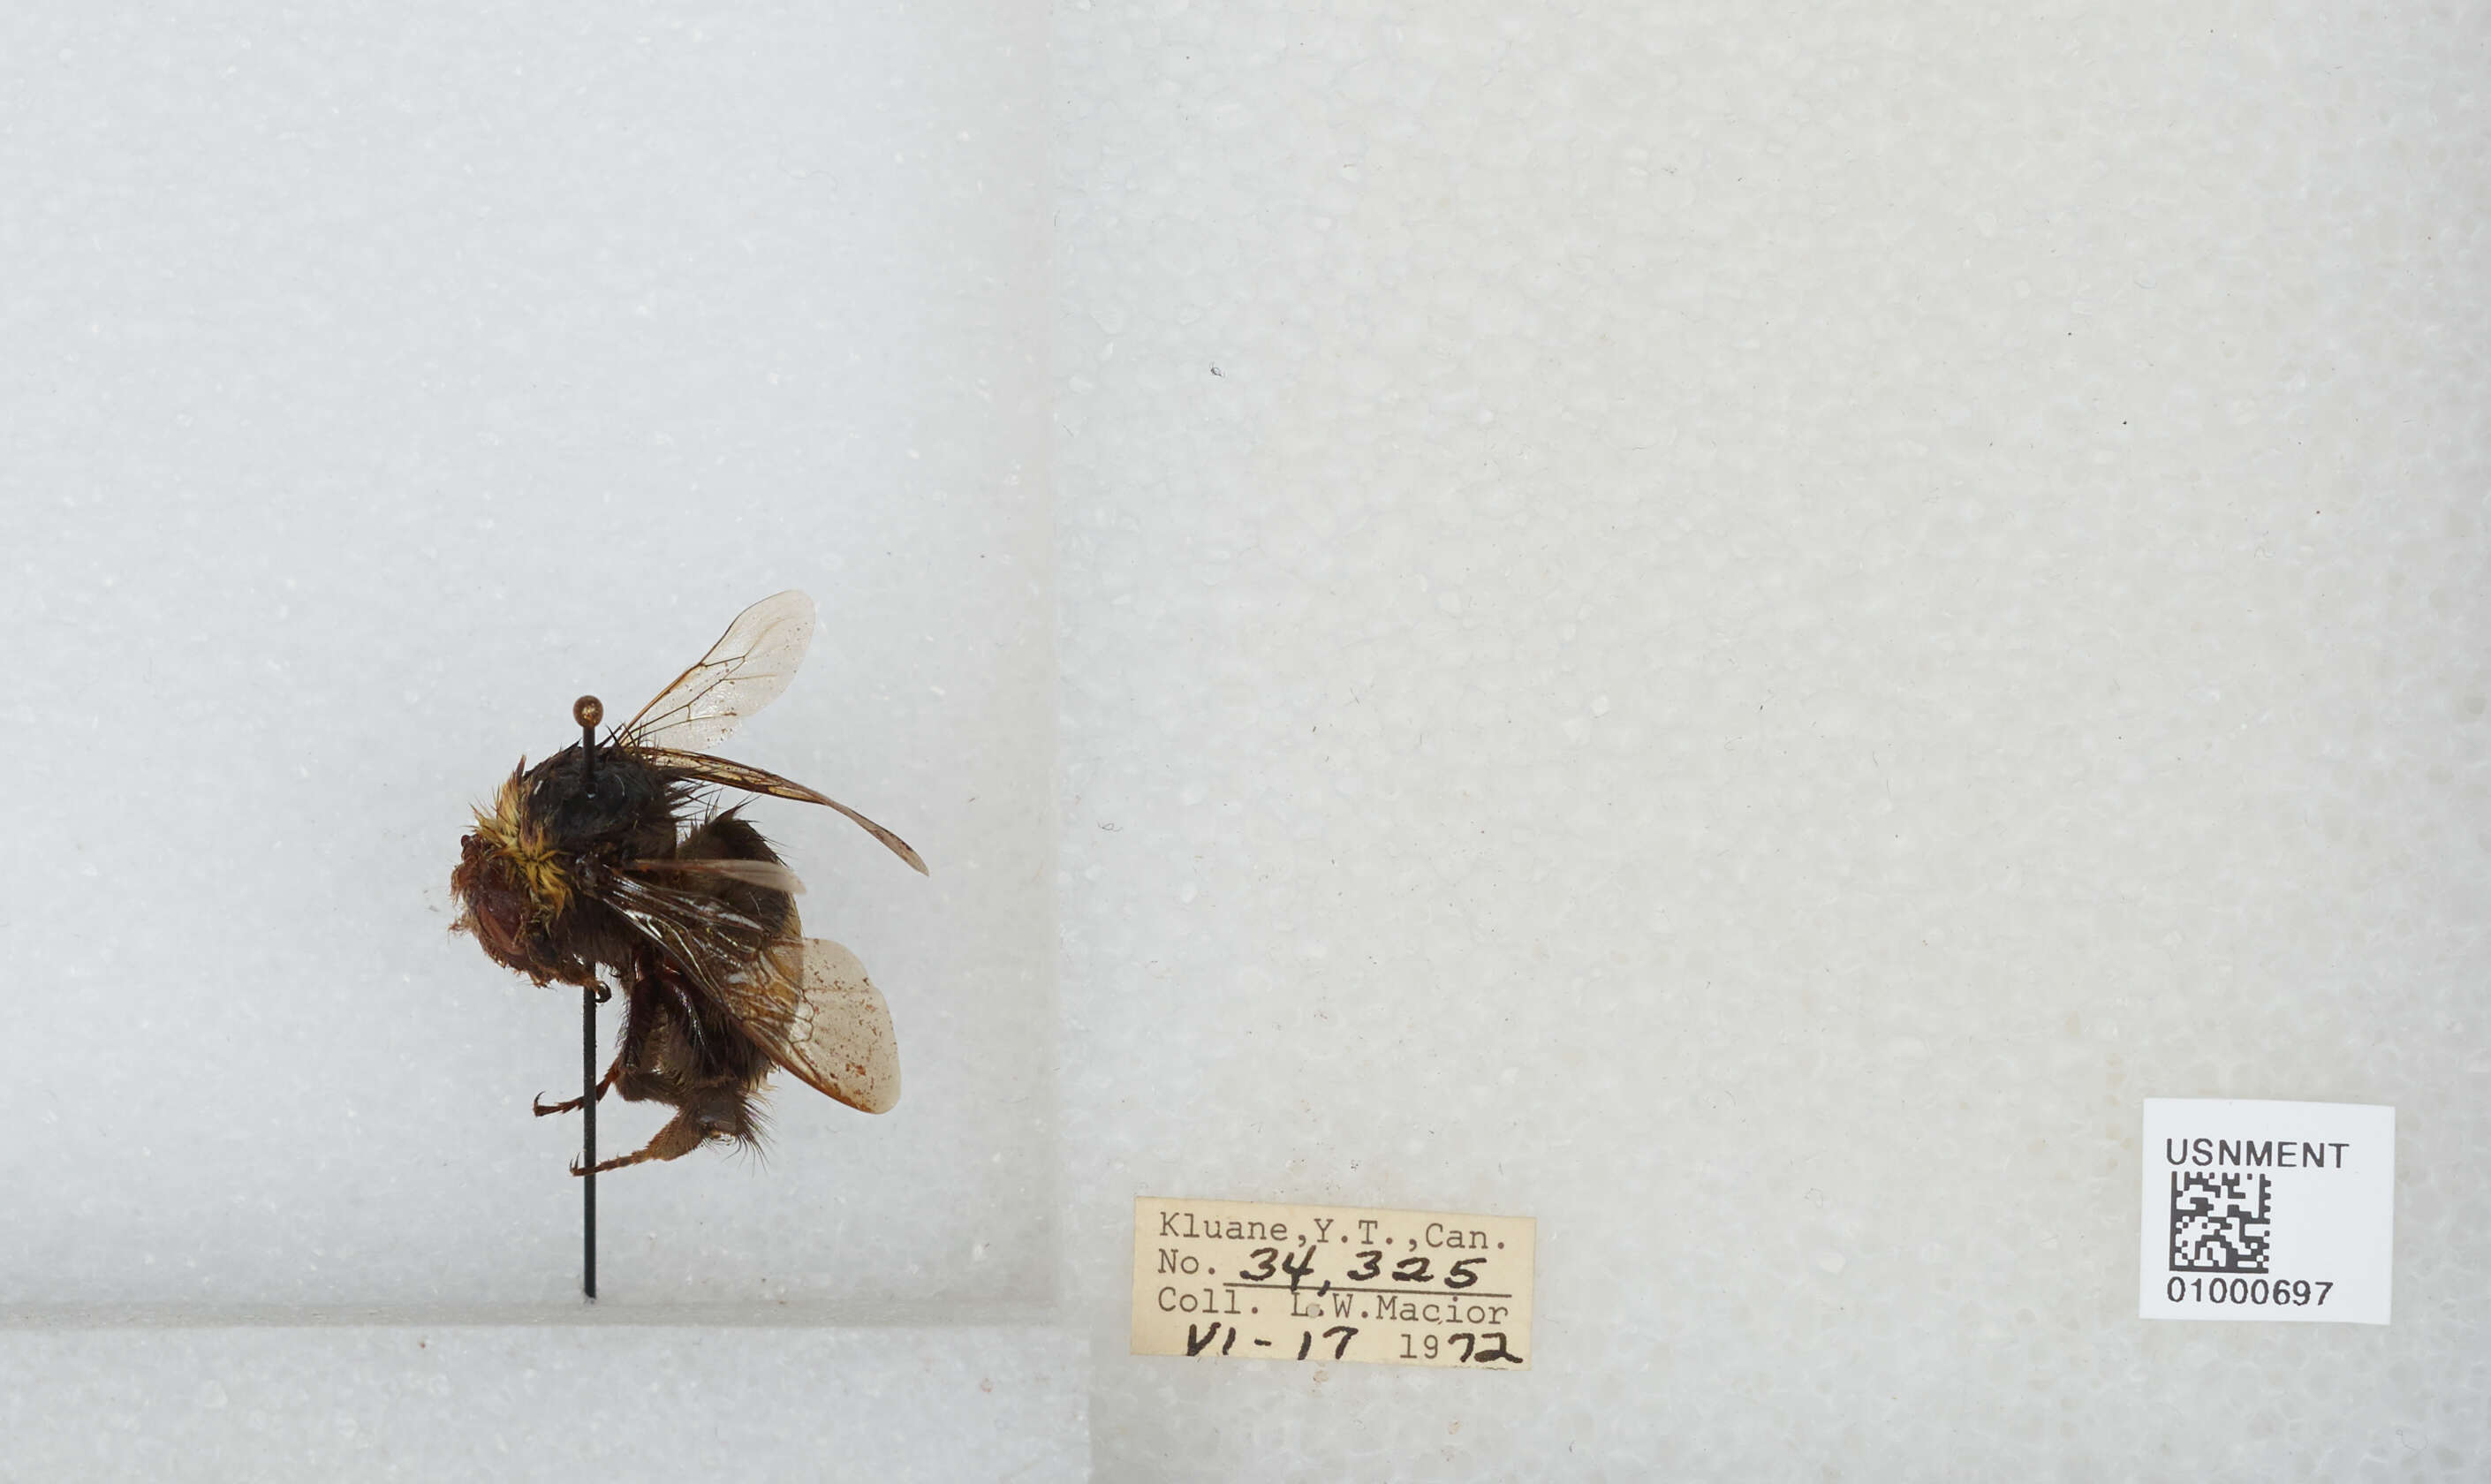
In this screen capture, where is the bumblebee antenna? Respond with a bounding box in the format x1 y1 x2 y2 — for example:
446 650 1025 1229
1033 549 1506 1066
574 696 603 797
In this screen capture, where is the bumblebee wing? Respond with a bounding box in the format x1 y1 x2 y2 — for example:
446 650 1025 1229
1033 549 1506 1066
600 873 900 1114
617 591 815 752
776 936 901 1115
627 856 807 896
600 867 787 1011
633 746 928 875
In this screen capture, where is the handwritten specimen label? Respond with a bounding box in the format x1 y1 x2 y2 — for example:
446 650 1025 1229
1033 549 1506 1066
1130 1196 1535 1370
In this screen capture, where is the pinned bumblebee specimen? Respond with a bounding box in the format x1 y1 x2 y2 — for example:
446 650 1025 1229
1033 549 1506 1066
451 592 925 1175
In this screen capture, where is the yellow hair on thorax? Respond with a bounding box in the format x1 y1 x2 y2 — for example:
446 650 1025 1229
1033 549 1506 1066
472 768 573 916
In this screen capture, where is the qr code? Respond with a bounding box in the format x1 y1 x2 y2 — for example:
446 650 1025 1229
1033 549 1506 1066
2169 1171 2271 1273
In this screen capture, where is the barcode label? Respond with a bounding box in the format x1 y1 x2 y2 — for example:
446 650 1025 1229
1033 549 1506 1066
2138 1100 2394 1324
2169 1170 2271 1273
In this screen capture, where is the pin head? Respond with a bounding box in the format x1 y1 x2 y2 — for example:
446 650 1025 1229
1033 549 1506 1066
573 695 604 731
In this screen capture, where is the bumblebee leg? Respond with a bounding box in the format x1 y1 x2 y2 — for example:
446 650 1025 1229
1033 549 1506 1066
541 980 663 1114
533 1057 621 1117
570 1110 707 1176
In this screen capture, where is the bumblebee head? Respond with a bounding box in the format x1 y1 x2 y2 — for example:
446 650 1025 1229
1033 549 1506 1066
450 765 577 975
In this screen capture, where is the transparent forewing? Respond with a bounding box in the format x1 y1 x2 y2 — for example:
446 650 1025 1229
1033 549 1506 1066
617 591 816 752
602 874 897 1112
600 869 789 1014
782 936 900 1114
633 746 929 875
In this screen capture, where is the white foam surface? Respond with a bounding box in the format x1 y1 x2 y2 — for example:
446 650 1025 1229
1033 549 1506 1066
0 1 1053 1313
1054 4 2491 1477
9 0 2490 1477
0 1324 1087 1482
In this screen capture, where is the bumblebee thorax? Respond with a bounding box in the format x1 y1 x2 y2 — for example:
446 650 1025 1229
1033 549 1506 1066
523 745 673 852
